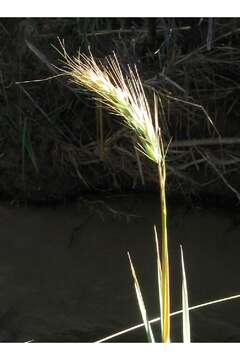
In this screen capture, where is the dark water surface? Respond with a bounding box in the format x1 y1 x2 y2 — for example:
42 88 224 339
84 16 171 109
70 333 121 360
0 194 239 342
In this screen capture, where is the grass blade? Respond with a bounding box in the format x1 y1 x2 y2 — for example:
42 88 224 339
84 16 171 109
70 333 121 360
96 294 240 343
154 225 163 340
127 252 155 343
180 245 191 343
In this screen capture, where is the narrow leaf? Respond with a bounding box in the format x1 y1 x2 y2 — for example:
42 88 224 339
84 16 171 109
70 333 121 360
127 252 155 343
154 225 163 340
180 245 191 343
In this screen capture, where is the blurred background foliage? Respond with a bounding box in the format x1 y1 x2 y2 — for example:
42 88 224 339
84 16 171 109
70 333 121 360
1 18 240 205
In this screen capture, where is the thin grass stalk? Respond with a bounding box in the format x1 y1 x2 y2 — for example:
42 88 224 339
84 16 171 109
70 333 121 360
56 44 170 342
154 94 170 343
56 43 240 345
158 159 170 343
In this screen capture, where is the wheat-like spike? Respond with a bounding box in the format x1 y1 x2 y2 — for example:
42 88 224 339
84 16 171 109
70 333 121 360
56 41 162 165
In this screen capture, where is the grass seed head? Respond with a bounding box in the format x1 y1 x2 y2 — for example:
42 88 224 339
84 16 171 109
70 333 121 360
57 41 164 165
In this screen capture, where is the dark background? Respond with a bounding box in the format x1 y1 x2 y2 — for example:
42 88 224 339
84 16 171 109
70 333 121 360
0 18 240 343
1 18 240 206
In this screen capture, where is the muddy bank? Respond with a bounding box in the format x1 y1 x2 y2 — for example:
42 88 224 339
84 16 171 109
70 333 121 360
0 194 239 342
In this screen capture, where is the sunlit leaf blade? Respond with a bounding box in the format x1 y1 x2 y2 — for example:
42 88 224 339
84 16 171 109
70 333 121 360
154 225 163 340
127 252 155 343
96 293 240 343
180 245 191 343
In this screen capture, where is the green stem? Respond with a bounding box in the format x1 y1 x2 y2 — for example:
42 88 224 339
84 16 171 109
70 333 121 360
159 161 170 343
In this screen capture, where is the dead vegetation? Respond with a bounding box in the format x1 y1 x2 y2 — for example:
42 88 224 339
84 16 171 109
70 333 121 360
1 18 240 204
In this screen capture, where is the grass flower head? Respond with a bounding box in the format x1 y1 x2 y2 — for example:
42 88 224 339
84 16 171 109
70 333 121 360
56 41 165 165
